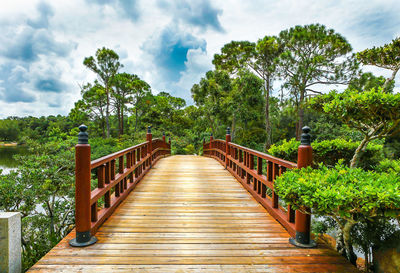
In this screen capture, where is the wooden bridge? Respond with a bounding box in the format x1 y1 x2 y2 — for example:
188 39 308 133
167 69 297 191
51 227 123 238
28 126 357 272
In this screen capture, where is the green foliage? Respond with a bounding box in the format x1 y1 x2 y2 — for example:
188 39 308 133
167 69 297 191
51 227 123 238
374 158 400 173
268 138 383 168
275 164 400 220
0 119 19 142
310 88 400 167
349 72 395 93
276 162 400 267
357 37 400 70
0 139 75 271
357 37 400 92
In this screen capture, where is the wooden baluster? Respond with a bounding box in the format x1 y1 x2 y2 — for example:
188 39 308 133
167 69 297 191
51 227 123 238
119 156 125 193
126 152 132 184
104 162 111 208
256 157 262 192
112 159 119 197
249 154 254 170
272 163 279 208
246 154 251 184
132 150 136 183
243 151 247 181
267 161 273 181
134 149 138 179
266 161 273 200
97 165 105 189
111 160 116 180
91 202 98 222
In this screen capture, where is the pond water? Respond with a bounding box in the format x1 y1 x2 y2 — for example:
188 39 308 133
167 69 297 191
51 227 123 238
0 146 29 174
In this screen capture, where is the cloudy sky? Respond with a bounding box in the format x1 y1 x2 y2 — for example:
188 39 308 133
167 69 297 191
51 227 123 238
0 0 399 118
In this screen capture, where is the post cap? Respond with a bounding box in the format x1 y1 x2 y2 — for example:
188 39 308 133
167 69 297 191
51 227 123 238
300 126 311 146
163 132 165 137
226 127 231 135
78 124 88 144
203 138 205 143
147 126 151 134
210 133 213 137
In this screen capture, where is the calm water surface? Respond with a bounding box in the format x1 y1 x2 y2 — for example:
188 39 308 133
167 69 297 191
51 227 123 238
0 146 29 174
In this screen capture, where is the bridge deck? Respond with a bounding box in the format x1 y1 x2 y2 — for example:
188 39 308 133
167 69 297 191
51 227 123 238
29 155 357 272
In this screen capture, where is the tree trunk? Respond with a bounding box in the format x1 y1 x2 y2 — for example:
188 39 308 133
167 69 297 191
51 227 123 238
265 78 272 150
342 221 357 266
296 90 305 140
350 137 369 168
231 114 236 142
117 104 121 137
121 105 124 135
135 107 138 132
105 83 111 138
336 229 346 256
382 67 399 93
100 115 106 138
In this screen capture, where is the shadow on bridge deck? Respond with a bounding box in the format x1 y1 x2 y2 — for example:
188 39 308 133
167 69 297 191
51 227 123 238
29 155 358 272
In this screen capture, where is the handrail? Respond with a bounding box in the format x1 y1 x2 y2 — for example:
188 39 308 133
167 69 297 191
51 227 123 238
69 126 171 247
202 126 316 248
90 142 149 169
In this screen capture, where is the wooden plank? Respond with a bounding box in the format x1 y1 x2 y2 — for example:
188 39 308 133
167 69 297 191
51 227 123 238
29 155 357 273
28 264 359 273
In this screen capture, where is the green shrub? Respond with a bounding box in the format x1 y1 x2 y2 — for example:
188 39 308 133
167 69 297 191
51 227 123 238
268 138 383 169
275 164 400 217
375 158 400 173
275 164 400 265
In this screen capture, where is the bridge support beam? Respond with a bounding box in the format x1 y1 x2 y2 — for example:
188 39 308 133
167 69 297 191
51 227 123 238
289 126 316 248
69 125 97 247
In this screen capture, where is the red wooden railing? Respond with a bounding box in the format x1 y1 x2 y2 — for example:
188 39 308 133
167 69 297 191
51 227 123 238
203 127 316 248
69 125 171 247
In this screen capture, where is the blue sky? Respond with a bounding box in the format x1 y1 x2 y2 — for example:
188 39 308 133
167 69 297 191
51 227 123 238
0 0 399 117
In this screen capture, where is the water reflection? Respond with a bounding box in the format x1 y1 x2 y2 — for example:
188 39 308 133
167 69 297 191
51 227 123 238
0 146 29 174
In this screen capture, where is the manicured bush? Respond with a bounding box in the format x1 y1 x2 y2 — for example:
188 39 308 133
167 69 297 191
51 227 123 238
275 164 400 265
268 138 383 169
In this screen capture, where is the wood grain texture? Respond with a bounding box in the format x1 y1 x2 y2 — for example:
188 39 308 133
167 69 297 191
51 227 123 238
28 155 358 273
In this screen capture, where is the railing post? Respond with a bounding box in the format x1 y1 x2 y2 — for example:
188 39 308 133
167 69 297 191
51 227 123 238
162 132 166 143
225 127 231 168
289 126 316 248
209 133 213 152
69 125 97 247
147 126 152 167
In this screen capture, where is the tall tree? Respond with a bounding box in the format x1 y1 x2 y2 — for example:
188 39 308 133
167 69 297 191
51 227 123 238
83 47 122 138
213 36 282 149
357 37 400 92
129 78 151 132
75 81 107 138
278 24 358 139
112 73 150 136
191 70 232 136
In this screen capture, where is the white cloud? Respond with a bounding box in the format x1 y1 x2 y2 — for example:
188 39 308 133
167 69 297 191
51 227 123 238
0 0 399 118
